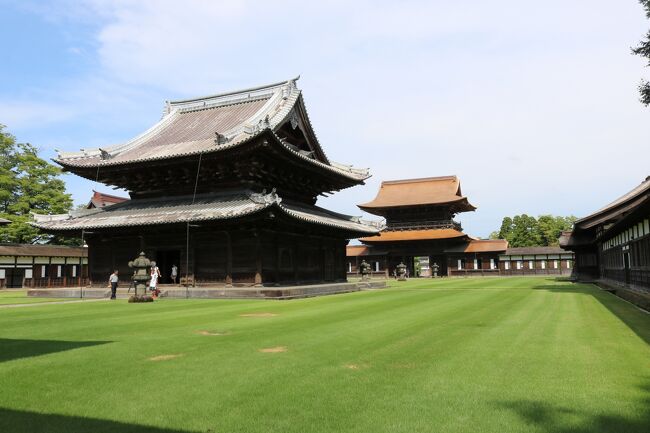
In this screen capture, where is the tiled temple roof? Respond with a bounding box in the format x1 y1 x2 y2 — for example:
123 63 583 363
54 77 369 183
502 246 568 255
87 190 129 209
358 228 467 243
444 239 508 253
358 176 476 213
0 243 85 257
574 176 650 229
31 190 380 236
345 245 388 257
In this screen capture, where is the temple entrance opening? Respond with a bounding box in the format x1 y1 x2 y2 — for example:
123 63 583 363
155 250 181 284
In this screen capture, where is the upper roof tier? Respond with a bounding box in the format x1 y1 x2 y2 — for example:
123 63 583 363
358 176 476 216
54 77 370 198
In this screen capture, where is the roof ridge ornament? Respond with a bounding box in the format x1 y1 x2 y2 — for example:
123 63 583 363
214 132 229 145
282 76 299 99
243 115 272 135
249 188 281 205
289 109 299 129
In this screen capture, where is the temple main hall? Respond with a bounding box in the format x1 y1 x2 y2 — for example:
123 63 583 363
34 78 380 287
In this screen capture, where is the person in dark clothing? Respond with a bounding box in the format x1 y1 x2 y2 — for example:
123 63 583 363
108 270 119 300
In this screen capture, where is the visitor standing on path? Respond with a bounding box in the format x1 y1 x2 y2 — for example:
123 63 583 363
108 270 119 300
171 264 178 285
149 261 161 293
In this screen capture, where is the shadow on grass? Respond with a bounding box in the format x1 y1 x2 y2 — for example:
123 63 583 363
531 281 650 346
0 339 111 363
496 380 650 433
0 408 196 433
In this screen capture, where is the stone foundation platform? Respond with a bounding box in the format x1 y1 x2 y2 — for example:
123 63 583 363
27 281 387 300
594 280 650 312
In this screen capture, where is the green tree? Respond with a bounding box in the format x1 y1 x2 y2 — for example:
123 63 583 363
491 214 577 247
509 214 541 247
633 0 650 105
536 215 577 246
0 125 74 244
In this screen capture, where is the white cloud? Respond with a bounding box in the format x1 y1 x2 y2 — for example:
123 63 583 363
0 101 75 129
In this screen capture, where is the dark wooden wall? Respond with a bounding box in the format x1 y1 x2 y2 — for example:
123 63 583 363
600 228 650 292
87 225 347 287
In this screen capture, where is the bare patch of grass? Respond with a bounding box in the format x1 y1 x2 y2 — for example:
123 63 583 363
240 313 278 317
343 363 369 370
258 346 287 353
148 354 183 361
195 330 230 336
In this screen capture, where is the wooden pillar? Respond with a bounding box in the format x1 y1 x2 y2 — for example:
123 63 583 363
254 231 262 287
225 232 232 287
319 237 325 283
47 257 52 288
273 233 280 286
292 237 299 283
14 256 18 288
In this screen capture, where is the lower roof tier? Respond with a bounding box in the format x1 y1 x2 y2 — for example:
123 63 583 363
358 228 468 243
352 238 508 254
32 190 381 239
443 239 508 253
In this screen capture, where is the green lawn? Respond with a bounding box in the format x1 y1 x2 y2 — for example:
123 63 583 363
0 277 648 433
0 290 68 305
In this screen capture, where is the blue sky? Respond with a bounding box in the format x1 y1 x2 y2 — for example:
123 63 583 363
1 0 649 238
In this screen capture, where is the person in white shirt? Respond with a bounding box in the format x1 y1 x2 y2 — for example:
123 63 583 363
171 264 178 285
149 262 161 293
108 270 119 300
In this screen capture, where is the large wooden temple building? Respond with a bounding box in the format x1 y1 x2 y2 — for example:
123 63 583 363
349 176 509 277
34 78 380 287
